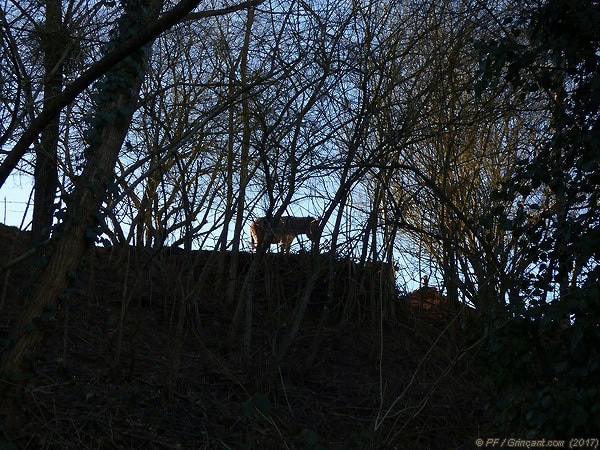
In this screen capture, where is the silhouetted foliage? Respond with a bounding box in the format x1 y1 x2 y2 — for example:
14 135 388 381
476 0 600 435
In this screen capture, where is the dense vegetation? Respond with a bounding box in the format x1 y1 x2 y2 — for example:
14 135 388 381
0 0 598 446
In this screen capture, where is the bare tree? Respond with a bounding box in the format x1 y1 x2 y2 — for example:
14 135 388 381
0 0 271 377
373 0 549 314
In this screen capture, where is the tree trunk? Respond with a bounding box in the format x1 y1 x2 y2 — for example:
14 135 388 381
0 0 163 377
31 0 63 244
234 5 255 361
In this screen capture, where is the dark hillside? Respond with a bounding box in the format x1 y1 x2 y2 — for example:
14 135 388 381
0 224 491 449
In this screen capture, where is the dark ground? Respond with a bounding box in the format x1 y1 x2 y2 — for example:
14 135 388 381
0 223 493 449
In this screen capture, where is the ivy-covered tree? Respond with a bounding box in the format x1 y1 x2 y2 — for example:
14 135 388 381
0 0 167 379
477 0 600 436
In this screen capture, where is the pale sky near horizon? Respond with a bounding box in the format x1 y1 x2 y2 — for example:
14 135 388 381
0 173 33 228
0 167 424 292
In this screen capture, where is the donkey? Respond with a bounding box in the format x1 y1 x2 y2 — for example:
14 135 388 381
249 216 319 253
